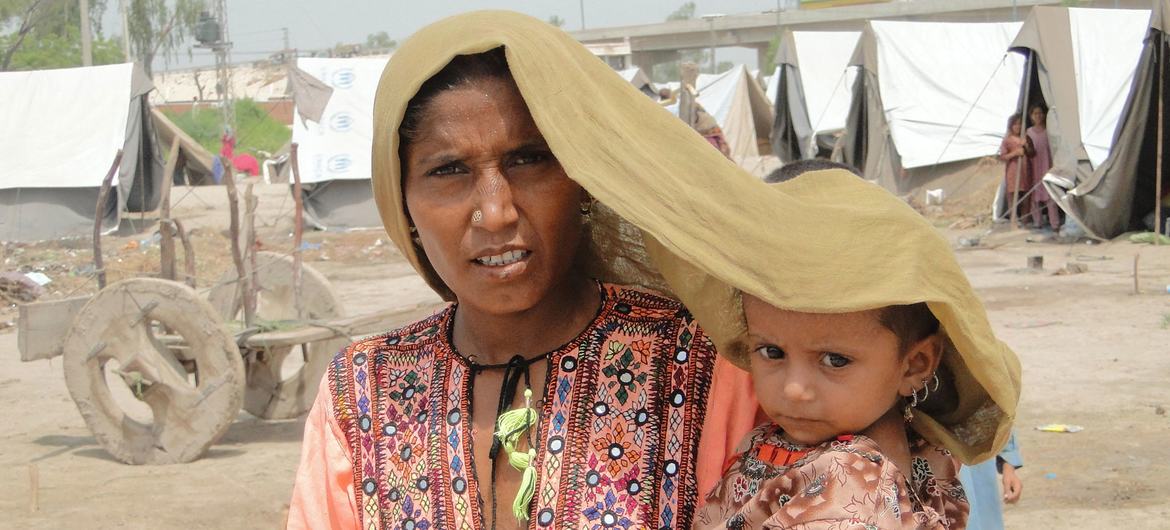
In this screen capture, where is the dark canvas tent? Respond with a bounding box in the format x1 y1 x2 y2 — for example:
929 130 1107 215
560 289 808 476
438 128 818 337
770 30 859 162
1012 4 1167 239
1 63 162 241
838 21 1024 195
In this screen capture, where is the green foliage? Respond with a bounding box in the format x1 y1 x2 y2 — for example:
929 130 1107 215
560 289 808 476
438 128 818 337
666 2 696 21
364 30 396 52
165 98 290 158
126 0 203 76
761 34 781 74
1 0 116 70
1 24 123 69
547 15 565 28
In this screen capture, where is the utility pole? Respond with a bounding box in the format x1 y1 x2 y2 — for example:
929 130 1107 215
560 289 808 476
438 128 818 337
195 1 234 133
701 14 725 75
120 0 132 61
79 0 93 66
579 0 586 30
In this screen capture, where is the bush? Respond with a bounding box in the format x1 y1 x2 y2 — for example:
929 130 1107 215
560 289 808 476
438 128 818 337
165 98 290 159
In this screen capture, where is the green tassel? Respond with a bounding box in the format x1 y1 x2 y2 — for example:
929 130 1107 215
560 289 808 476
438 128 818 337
494 388 539 521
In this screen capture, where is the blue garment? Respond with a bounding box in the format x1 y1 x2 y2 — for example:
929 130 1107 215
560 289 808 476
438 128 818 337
959 432 1022 530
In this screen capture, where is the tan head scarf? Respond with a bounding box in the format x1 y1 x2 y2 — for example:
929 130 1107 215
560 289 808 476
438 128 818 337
371 10 1019 464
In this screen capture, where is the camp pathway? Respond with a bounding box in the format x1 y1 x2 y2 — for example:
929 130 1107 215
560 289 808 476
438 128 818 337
0 227 1168 528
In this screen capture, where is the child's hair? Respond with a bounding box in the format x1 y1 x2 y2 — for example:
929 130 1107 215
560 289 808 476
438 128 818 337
764 159 862 184
1006 112 1023 132
878 303 940 354
1029 103 1048 115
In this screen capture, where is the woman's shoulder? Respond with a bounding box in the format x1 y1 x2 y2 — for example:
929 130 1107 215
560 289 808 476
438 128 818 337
602 282 699 323
329 304 453 373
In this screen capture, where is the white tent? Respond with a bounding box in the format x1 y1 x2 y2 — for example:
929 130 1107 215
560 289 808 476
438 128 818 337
617 67 657 97
770 30 860 161
291 57 389 230
839 20 1025 193
1010 6 1161 238
694 65 774 164
1 63 161 241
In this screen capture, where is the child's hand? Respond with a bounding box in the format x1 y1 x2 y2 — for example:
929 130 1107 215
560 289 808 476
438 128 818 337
1001 464 1023 504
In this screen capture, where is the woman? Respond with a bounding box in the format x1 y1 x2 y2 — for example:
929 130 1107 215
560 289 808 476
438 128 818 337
288 11 763 529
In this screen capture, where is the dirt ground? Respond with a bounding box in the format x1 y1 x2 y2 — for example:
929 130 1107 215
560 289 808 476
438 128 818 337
1 184 1168 528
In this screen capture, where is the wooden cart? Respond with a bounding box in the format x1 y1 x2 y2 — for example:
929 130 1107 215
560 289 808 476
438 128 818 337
18 253 436 464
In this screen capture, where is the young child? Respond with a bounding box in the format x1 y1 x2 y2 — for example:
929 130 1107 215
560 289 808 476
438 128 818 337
1000 113 1034 224
692 160 1006 529
1026 105 1060 230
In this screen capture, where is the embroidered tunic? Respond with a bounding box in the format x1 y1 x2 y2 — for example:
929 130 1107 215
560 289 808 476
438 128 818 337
697 424 969 530
291 283 716 529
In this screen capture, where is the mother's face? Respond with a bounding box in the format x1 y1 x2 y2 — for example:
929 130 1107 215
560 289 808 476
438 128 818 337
402 76 587 315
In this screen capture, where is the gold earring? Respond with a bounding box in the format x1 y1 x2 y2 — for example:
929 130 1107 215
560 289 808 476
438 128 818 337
471 209 484 224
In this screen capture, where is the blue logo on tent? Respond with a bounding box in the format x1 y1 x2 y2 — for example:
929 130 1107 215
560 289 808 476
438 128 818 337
331 68 356 89
327 155 352 173
329 112 354 132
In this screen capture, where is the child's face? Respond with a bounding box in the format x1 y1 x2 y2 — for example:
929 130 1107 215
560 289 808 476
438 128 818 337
1010 121 1021 136
742 294 936 446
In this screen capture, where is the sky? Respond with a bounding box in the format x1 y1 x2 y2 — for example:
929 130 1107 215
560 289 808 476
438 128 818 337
102 0 788 72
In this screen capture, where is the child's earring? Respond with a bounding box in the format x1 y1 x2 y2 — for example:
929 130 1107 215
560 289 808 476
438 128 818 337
903 373 940 423
409 226 421 246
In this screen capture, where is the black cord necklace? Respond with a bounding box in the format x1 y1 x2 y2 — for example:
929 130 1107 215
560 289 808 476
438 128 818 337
467 352 548 530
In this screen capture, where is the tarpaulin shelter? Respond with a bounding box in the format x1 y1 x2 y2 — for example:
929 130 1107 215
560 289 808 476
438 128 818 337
291 57 387 230
693 65 775 164
618 67 657 98
839 21 1025 194
1013 4 1167 239
770 30 860 162
1 63 162 242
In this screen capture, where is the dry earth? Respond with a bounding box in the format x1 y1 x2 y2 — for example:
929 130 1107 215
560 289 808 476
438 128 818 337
1 184 1168 528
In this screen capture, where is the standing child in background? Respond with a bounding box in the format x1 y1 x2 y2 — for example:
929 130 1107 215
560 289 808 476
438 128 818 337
1000 113 1033 224
1026 106 1060 230
693 160 1023 529
960 432 1023 530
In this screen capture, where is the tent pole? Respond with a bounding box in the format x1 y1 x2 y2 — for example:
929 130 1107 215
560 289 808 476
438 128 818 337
1155 35 1165 243
1013 51 1033 230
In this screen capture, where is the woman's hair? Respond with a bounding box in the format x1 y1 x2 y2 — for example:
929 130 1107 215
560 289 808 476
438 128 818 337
878 303 940 354
398 47 512 149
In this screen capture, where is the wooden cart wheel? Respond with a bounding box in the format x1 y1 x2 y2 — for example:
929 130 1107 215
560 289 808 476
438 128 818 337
207 251 348 419
62 278 245 465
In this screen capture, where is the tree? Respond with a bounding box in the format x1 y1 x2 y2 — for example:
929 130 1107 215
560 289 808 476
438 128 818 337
666 1 696 21
547 15 565 28
1 0 122 71
364 30 396 52
125 0 203 77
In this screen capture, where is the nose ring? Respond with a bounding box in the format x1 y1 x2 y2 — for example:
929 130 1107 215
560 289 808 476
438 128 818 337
471 209 484 224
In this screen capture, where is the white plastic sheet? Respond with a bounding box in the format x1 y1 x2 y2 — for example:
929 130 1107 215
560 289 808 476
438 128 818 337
793 31 860 135
1069 8 1150 168
872 21 1024 169
0 63 133 189
292 57 389 184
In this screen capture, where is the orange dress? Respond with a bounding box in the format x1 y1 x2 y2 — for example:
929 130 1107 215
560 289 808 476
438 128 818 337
696 424 969 530
288 283 761 529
